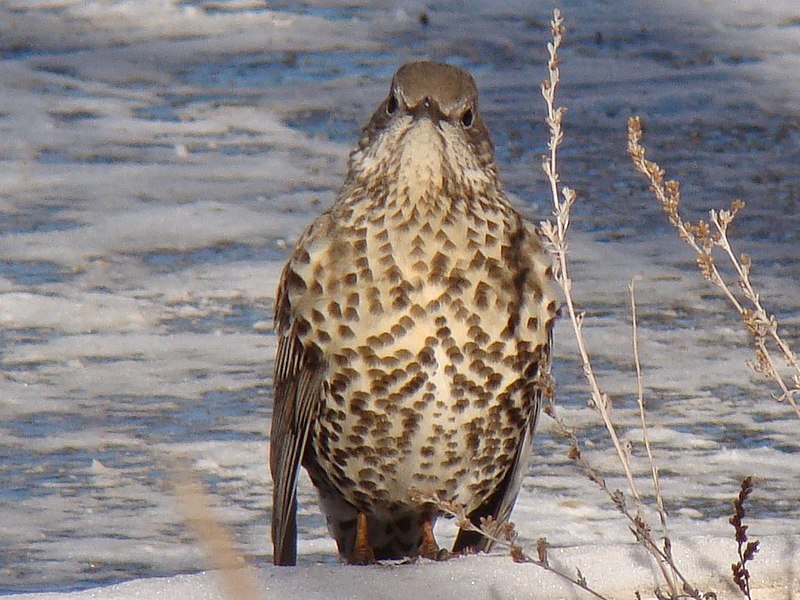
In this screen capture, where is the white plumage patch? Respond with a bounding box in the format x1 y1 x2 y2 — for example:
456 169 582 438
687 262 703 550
397 119 445 203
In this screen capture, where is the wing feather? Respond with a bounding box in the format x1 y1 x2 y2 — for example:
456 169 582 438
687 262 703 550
270 264 325 566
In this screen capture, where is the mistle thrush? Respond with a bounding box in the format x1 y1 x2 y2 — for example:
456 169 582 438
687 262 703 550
270 60 558 565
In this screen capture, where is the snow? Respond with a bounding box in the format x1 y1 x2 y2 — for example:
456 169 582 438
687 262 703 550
1 0 799 598
5 540 800 600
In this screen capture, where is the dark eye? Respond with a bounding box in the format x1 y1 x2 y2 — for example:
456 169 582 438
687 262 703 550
460 108 474 128
386 93 398 115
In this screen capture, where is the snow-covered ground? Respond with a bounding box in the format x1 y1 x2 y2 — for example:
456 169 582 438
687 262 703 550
1 1 799 598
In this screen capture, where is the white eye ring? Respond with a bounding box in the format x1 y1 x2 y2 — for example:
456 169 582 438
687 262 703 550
461 108 474 128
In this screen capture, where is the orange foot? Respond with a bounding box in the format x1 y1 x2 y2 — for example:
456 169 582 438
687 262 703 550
348 512 377 565
418 517 449 561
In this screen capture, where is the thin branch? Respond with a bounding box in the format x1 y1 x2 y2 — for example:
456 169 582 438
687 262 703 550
729 477 760 600
629 280 676 591
170 464 260 600
536 12 713 598
545 395 706 599
627 116 800 421
416 493 612 600
538 6 642 506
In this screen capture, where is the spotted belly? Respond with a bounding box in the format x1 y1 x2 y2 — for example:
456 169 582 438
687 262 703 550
310 297 537 518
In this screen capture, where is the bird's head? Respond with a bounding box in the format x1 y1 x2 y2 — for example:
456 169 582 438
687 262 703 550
346 61 499 203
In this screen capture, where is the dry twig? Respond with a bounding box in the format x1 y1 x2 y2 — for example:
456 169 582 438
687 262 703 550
627 116 800 421
171 465 260 600
538 7 642 510
537 11 712 599
729 477 760 600
415 492 612 600
630 280 676 591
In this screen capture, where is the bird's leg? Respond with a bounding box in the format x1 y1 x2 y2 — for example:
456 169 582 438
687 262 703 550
418 515 449 560
348 512 377 565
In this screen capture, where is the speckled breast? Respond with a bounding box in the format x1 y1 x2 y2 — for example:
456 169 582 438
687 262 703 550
290 194 552 517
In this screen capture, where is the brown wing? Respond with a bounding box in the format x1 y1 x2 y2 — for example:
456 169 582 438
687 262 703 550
270 261 325 566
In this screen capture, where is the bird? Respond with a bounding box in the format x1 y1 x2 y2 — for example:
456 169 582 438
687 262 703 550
270 60 558 566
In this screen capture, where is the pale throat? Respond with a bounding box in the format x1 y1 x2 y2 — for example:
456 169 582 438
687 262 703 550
395 119 446 208
377 119 477 284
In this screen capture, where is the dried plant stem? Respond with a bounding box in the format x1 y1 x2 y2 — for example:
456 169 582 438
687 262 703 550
171 466 260 600
421 495 612 600
537 11 711 599
630 280 676 592
544 395 709 600
627 116 800 421
730 477 759 600
538 7 641 504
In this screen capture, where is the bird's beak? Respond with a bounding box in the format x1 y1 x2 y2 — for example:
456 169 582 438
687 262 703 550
410 96 445 126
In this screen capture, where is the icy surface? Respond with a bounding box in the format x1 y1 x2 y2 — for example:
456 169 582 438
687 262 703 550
4 540 800 600
1 0 799 598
